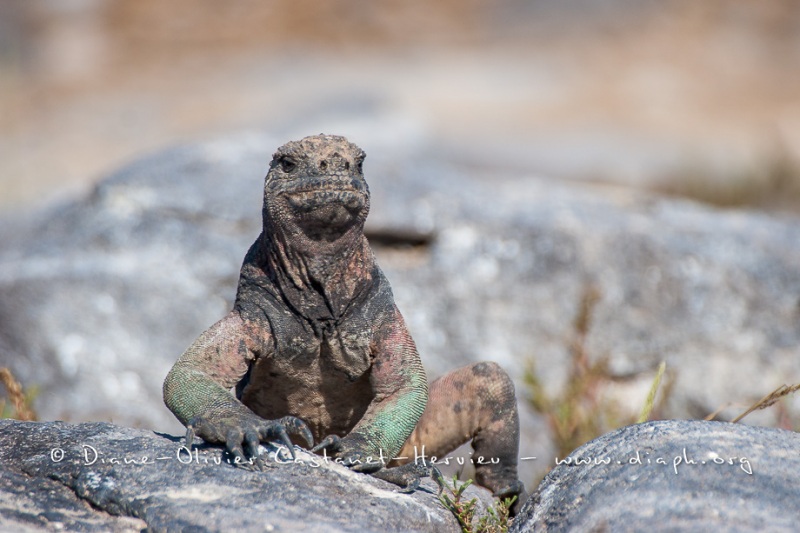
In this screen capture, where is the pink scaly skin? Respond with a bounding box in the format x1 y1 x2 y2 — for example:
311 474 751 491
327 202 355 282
163 134 527 513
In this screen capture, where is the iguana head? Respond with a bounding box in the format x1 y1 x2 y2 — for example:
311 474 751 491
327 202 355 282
263 134 370 246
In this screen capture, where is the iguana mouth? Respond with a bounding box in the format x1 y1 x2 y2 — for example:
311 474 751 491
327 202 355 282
283 187 367 241
284 188 366 212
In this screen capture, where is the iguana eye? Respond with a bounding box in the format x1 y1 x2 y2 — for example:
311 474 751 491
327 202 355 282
279 156 297 173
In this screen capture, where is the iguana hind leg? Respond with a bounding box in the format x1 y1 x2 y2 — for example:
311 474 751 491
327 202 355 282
394 362 526 504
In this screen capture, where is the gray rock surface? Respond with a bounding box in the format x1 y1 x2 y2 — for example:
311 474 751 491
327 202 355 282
0 419 491 532
0 468 146 532
511 419 800 532
5 418 798 532
1 131 799 485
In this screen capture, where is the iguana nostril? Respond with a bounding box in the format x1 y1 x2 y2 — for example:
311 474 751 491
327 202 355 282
320 161 328 171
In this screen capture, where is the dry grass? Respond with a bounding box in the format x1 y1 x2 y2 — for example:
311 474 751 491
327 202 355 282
637 361 667 424
655 154 800 213
705 383 800 425
525 285 672 461
525 282 800 484
0 367 38 421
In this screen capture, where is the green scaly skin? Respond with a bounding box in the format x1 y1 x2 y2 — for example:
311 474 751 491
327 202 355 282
163 134 427 470
163 134 525 512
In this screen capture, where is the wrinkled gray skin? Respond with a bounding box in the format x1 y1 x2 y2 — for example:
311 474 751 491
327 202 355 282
163 134 526 511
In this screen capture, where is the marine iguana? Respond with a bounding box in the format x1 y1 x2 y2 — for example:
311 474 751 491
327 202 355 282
163 134 525 508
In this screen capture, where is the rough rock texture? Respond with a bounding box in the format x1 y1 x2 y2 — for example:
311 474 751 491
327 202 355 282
0 419 492 532
0 468 146 532
1 132 800 484
511 419 800 532
5 419 798 532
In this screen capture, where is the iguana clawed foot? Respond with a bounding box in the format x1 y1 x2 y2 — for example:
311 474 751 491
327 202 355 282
312 434 434 492
185 412 313 470
492 480 525 500
311 434 383 473
373 462 438 493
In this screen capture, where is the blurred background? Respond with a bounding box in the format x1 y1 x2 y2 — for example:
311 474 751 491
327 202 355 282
2 0 800 214
2 2 800 492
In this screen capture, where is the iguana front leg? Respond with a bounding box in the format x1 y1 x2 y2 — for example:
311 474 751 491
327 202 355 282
163 311 313 464
314 306 428 483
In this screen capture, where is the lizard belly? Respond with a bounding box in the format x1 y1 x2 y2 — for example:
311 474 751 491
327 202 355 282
240 349 374 442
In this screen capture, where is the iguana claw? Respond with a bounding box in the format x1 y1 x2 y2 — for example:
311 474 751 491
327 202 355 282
430 465 447 496
313 434 435 492
185 413 313 467
312 434 385 473
373 462 434 493
492 480 525 499
310 434 342 454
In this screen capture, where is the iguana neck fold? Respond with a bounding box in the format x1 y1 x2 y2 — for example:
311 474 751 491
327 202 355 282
257 227 374 325
246 134 375 325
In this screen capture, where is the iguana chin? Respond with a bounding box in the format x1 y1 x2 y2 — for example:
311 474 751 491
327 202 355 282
163 134 526 509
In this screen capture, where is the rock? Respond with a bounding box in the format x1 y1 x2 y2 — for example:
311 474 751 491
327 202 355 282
510 419 800 532
0 135 273 431
5 419 798 533
1 131 800 485
0 419 492 532
0 468 146 532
